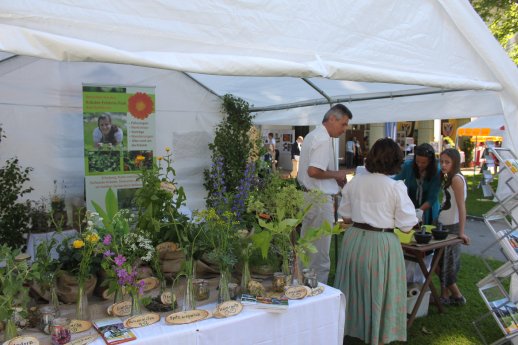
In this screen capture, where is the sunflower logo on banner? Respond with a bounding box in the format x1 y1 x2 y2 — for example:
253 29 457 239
442 122 454 137
401 122 413 137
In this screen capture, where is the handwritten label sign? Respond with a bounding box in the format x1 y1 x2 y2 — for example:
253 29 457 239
68 319 92 333
161 291 175 305
310 286 325 297
165 309 209 325
123 313 160 328
64 334 98 345
215 301 243 318
156 242 178 253
284 286 308 300
5 336 39 345
111 300 132 316
138 277 160 292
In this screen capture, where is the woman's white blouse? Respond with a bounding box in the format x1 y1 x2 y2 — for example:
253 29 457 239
338 173 418 231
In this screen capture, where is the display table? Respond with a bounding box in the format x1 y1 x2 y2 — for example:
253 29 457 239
401 235 464 327
27 284 345 345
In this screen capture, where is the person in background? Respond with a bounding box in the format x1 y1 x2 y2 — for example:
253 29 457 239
438 148 470 306
297 104 351 283
354 137 362 166
264 132 277 172
345 136 356 169
93 114 123 147
393 143 441 225
335 138 418 345
290 136 303 178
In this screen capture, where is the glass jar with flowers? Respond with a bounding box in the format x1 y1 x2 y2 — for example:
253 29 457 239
197 209 239 303
31 237 62 315
99 222 155 316
74 217 102 321
0 244 33 342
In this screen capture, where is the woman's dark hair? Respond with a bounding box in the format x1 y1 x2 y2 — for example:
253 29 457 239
413 143 438 181
365 138 403 175
97 114 119 145
440 148 462 189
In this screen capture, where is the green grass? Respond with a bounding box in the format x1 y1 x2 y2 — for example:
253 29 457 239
465 172 498 218
329 247 507 344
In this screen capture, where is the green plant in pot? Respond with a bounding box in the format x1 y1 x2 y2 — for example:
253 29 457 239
0 244 33 341
249 182 343 285
0 125 33 249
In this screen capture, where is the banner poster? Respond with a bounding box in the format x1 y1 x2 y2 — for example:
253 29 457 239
82 85 156 211
261 129 295 170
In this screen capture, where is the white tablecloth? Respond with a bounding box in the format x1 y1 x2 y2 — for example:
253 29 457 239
74 284 345 345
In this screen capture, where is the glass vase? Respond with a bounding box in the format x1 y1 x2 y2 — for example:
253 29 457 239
113 286 125 304
217 268 231 303
49 281 61 317
130 291 142 316
75 281 90 321
240 258 251 295
182 258 196 311
290 250 302 286
3 315 18 342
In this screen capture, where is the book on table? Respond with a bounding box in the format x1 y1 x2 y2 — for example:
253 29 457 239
240 294 289 312
93 317 137 345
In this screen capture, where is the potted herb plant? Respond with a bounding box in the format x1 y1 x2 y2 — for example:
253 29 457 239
0 244 33 341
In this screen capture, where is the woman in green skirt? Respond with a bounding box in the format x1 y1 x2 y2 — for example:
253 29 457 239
335 138 418 344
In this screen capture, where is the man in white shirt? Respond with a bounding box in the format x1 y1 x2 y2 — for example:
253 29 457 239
297 104 352 283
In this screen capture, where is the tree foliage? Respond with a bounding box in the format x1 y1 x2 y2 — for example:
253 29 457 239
471 0 518 64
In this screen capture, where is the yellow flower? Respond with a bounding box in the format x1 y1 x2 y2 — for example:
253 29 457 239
136 155 145 162
157 156 163 161
86 233 99 243
73 240 85 249
165 147 171 152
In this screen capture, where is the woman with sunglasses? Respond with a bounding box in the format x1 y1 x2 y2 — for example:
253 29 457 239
393 143 441 225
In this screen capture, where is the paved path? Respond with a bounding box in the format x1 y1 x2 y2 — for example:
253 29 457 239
463 217 506 261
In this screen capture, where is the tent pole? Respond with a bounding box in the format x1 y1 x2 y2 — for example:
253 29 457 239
473 136 478 191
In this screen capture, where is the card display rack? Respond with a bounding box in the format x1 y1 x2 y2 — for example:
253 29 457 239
473 147 518 345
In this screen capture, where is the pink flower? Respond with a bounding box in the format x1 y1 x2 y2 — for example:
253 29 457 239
102 234 112 246
114 255 126 267
103 250 114 258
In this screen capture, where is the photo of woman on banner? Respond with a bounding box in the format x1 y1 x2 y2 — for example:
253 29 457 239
93 113 124 147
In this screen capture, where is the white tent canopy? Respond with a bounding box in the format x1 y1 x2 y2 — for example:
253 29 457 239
1 0 518 209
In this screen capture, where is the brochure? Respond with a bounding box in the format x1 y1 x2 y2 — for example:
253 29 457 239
480 281 518 335
240 293 289 313
93 317 137 345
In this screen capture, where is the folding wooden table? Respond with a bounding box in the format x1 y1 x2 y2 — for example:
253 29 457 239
401 235 464 327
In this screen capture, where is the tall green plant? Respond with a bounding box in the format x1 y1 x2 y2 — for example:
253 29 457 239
204 94 262 206
0 125 33 248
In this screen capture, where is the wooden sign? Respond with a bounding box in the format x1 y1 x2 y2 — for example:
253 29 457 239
138 277 160 292
161 291 175 305
123 313 160 328
14 253 31 261
5 336 39 345
215 301 243 318
111 300 132 316
156 242 178 252
64 334 98 345
68 319 92 333
165 309 209 325
310 286 325 297
284 286 308 300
